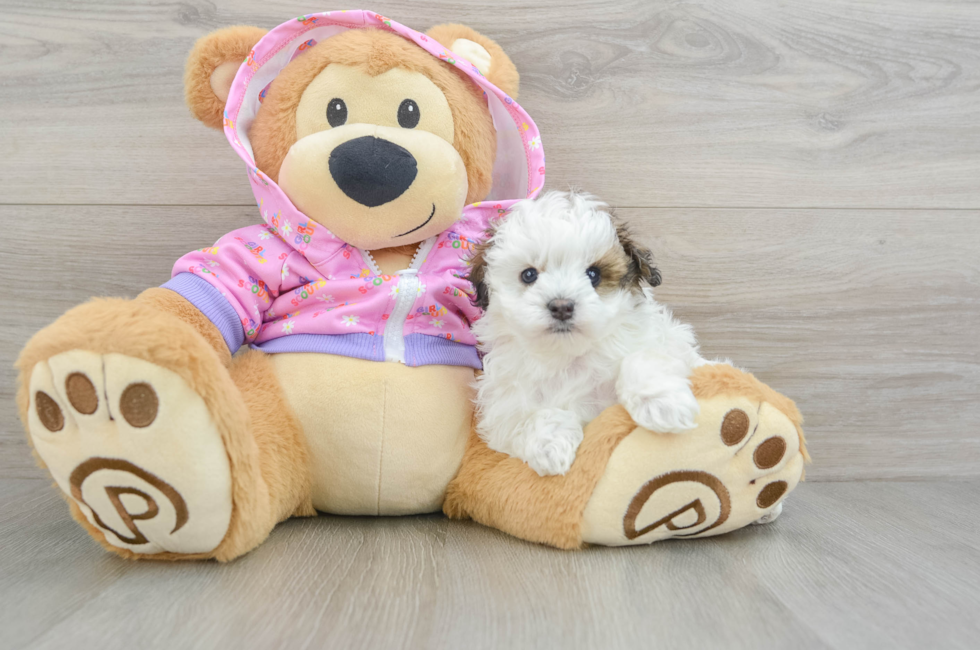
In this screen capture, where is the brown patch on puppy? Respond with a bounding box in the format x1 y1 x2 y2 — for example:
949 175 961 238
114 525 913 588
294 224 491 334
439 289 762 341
185 26 268 129
593 246 630 294
464 234 495 311
615 224 662 289
250 28 498 204
589 223 661 294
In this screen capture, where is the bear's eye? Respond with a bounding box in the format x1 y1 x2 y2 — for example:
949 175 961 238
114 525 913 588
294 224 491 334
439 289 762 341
520 268 538 285
586 266 602 288
326 98 347 127
398 99 420 129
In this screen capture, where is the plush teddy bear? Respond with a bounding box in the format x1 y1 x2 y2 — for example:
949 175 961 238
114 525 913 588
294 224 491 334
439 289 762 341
16 11 809 561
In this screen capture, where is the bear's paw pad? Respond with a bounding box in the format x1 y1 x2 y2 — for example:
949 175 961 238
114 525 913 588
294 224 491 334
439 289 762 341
581 396 804 545
28 351 232 555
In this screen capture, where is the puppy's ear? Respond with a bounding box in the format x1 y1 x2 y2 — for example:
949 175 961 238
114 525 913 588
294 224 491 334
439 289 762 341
185 26 267 129
426 24 520 98
617 224 662 289
466 236 494 310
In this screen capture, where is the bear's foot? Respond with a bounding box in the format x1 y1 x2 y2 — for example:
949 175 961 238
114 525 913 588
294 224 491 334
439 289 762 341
27 350 233 556
581 393 804 545
444 363 808 549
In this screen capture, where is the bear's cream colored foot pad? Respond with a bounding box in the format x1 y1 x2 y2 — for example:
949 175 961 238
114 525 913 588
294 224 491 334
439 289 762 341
27 351 232 555
581 396 804 545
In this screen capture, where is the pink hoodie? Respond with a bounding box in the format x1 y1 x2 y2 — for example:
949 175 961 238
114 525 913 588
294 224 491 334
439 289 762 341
162 11 544 368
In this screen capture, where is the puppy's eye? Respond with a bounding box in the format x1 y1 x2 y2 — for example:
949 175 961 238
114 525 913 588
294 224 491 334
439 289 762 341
398 99 420 128
520 268 538 285
327 98 348 127
586 266 601 288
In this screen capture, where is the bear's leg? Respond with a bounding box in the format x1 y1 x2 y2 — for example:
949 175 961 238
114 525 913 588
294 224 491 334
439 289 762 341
444 364 809 548
227 349 316 528
17 298 312 561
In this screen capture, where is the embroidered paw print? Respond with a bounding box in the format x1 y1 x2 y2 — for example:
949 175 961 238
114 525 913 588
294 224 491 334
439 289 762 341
27 351 233 554
581 394 807 546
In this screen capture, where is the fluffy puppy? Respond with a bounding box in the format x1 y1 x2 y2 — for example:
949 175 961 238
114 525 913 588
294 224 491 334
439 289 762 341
468 191 705 476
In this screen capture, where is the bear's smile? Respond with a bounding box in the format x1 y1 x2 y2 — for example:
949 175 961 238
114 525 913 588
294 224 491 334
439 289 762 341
394 203 437 238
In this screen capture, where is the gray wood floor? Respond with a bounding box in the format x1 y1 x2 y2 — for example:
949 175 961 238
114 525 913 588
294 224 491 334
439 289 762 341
2 478 978 650
1 1 979 648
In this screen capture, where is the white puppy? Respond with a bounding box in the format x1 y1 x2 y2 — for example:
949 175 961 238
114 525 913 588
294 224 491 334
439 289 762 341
469 191 705 476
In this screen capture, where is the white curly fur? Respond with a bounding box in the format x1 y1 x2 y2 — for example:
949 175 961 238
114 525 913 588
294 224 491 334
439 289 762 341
472 191 706 476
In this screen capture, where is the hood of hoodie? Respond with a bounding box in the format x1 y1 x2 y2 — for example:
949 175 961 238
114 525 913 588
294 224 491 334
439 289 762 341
222 10 545 266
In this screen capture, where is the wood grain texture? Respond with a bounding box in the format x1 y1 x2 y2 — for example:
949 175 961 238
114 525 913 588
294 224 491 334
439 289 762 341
2 2 978 647
2 205 977 481
1 0 980 207
1 478 978 650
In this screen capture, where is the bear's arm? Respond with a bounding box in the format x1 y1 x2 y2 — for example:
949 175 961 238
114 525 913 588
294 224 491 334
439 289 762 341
153 224 295 357
135 287 234 364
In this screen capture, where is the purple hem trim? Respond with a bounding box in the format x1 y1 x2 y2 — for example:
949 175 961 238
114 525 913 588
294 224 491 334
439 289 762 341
254 333 383 362
252 333 481 369
404 334 482 369
162 273 245 353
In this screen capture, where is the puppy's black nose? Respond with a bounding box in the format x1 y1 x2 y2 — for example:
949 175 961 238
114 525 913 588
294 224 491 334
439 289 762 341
329 136 418 207
548 299 575 321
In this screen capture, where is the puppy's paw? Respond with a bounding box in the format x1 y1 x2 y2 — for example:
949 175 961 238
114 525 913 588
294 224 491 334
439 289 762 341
520 409 584 476
620 375 700 434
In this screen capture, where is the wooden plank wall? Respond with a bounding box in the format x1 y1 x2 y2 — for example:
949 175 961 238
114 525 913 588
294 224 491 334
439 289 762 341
2 0 978 480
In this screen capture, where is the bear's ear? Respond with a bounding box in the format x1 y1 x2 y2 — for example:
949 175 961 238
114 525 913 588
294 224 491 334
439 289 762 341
185 26 267 129
426 24 520 99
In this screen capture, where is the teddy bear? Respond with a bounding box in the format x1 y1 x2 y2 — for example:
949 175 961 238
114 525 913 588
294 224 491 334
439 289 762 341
16 11 809 561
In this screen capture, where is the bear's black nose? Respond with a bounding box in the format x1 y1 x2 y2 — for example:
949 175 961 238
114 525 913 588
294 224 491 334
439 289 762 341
328 136 418 207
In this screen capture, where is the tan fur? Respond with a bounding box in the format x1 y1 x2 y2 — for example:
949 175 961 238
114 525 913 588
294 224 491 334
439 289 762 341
444 364 810 549
444 405 639 550
271 353 473 516
250 28 498 207
135 287 231 362
370 243 419 275
14 299 310 561
689 364 810 465
185 26 268 129
229 350 316 522
426 24 520 99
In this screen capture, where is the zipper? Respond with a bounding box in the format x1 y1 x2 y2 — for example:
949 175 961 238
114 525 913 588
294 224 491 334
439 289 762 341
376 237 436 364
360 249 383 276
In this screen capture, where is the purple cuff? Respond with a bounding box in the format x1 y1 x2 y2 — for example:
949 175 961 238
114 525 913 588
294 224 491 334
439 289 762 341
253 333 481 369
255 333 383 361
161 273 245 353
404 334 482 369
